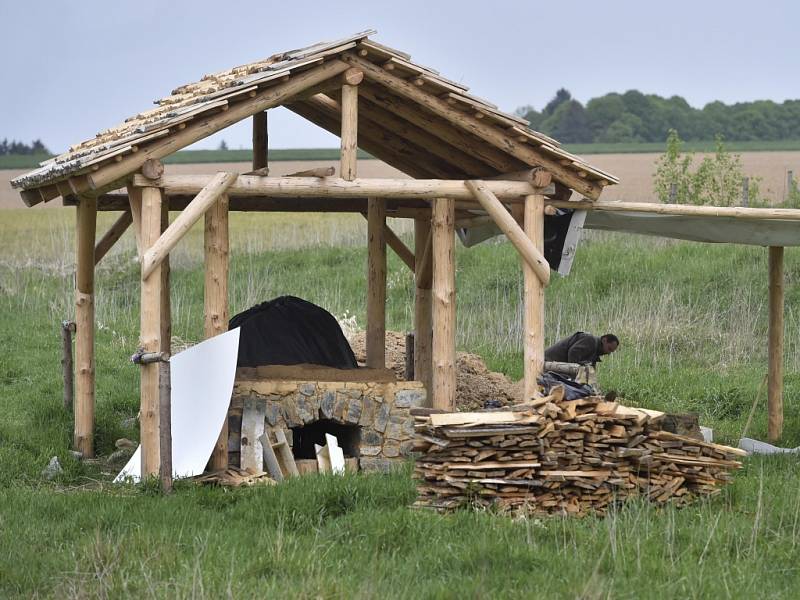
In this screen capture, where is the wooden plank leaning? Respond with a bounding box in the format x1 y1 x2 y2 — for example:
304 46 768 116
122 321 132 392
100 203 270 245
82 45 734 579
140 172 238 280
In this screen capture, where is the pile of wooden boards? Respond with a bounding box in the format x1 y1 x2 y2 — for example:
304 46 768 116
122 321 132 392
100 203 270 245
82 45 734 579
193 466 276 488
413 390 746 516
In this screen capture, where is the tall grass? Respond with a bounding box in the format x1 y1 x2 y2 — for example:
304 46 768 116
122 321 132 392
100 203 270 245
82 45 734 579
1 208 799 597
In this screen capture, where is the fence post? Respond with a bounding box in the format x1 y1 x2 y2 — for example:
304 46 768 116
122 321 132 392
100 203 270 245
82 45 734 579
741 177 749 207
669 183 677 203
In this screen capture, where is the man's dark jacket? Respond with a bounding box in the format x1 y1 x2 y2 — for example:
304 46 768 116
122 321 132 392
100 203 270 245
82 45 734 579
544 332 603 365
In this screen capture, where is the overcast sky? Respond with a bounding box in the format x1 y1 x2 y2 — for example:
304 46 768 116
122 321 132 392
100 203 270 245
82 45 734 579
1 1 798 153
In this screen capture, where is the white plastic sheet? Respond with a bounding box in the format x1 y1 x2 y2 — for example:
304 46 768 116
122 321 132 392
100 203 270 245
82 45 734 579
739 437 800 456
115 328 240 483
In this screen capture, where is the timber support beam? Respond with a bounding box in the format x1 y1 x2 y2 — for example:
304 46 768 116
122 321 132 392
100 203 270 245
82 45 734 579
74 195 97 457
206 193 231 469
768 246 785 442
431 197 456 410
366 198 387 368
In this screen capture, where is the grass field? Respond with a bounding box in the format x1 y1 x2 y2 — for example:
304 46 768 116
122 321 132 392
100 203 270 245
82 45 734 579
3 140 800 170
1 208 799 597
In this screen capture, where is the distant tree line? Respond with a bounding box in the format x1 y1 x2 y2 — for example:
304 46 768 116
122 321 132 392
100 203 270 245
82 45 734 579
516 89 800 144
0 139 50 155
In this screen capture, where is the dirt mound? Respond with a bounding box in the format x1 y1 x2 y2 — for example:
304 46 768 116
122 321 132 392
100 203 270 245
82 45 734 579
349 331 522 410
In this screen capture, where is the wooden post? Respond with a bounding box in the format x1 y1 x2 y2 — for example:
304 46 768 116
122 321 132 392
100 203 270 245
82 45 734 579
523 194 546 400
252 111 268 171
74 195 96 457
432 198 456 410
414 218 433 401
404 331 415 381
206 194 230 470
139 184 163 478
366 198 386 368
61 321 76 411
340 83 358 181
160 202 171 355
768 246 784 442
159 361 173 493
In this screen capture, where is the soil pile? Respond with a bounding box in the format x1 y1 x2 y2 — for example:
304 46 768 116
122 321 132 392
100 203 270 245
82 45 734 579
349 331 522 409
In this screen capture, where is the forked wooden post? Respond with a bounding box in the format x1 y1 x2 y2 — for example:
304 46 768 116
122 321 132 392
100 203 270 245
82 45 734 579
768 246 784 442
414 217 433 402
206 194 231 469
523 194 546 399
340 83 358 181
139 184 164 478
74 195 96 457
252 111 268 171
366 197 387 368
432 197 456 410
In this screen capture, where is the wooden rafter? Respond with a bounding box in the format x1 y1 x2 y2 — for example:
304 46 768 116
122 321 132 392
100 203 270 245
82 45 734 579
300 94 468 178
356 83 527 174
343 53 604 199
82 60 353 195
286 101 442 179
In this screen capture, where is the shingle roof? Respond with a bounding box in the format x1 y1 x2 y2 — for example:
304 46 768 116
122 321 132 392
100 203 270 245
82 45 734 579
12 30 617 203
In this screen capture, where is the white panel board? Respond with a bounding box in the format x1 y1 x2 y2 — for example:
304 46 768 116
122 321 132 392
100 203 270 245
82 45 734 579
115 328 240 483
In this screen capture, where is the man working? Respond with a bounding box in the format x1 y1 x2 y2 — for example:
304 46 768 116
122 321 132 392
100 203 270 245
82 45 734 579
545 332 619 366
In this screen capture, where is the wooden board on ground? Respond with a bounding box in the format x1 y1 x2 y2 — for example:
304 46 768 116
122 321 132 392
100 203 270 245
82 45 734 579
430 412 519 427
240 397 266 472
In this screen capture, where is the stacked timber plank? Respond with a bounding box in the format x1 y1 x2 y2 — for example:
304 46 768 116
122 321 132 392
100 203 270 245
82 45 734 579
413 391 745 516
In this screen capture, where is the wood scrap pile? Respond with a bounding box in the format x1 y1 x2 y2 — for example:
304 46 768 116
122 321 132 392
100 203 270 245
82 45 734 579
413 390 745 516
192 466 276 488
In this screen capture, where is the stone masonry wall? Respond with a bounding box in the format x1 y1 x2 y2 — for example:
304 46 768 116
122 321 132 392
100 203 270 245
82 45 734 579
229 379 426 472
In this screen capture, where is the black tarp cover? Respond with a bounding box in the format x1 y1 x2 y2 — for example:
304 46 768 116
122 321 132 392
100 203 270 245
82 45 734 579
229 296 358 369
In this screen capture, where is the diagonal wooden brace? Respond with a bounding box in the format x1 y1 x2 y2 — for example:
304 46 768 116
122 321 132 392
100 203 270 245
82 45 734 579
465 179 550 286
140 172 238 280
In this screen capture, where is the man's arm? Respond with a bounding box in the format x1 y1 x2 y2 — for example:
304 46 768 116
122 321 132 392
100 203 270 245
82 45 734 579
566 336 598 365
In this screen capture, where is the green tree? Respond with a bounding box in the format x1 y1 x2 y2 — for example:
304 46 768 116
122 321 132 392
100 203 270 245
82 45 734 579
654 130 757 206
585 94 626 138
597 113 645 143
541 100 591 143
543 88 572 116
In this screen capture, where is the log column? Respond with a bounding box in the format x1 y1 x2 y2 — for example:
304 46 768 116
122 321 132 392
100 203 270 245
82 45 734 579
768 246 784 442
139 183 164 478
340 83 358 181
206 194 230 469
74 195 96 457
523 194 545 400
252 111 268 170
414 217 433 401
366 197 386 368
432 197 456 410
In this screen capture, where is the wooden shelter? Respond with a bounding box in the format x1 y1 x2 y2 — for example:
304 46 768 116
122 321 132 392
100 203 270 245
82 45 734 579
11 31 793 478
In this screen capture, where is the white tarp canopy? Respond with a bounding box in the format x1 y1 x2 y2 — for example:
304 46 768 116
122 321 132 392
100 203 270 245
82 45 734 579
458 209 800 270
584 211 800 246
